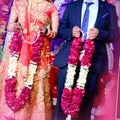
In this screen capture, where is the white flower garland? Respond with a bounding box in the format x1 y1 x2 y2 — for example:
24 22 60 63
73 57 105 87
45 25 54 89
77 65 89 88
24 61 37 89
8 55 19 78
64 62 89 90
65 64 77 89
8 54 37 89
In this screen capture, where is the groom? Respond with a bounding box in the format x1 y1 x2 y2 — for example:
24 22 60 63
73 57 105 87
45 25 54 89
53 0 119 120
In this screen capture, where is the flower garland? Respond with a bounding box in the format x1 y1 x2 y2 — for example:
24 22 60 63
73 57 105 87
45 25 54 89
4 32 44 112
61 37 95 119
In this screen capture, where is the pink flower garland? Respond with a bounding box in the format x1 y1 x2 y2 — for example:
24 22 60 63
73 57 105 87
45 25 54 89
61 37 95 118
4 32 44 111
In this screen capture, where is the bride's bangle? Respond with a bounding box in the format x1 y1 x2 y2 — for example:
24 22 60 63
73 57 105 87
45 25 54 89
44 27 48 35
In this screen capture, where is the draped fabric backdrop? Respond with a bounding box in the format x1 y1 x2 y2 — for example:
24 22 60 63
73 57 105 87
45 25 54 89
0 0 13 61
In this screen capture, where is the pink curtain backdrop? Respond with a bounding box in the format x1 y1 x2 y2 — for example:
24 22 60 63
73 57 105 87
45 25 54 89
0 0 13 61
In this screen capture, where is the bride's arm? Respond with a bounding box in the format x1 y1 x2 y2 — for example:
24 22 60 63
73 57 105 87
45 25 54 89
7 1 21 32
46 5 59 39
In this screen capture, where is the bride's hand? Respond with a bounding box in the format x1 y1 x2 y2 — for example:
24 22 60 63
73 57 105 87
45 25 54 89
7 22 22 32
39 27 48 36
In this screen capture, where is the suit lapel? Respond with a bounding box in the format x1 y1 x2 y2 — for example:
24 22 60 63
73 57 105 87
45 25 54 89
75 0 83 28
94 0 106 27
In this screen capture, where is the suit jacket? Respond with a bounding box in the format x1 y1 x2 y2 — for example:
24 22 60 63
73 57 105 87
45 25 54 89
54 0 118 74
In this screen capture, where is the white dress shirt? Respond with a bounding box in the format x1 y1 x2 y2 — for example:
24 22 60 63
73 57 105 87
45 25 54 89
81 0 99 39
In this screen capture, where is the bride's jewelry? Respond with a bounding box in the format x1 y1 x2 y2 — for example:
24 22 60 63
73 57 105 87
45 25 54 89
21 29 41 44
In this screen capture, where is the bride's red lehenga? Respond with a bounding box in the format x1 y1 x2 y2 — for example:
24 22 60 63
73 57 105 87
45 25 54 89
0 0 59 120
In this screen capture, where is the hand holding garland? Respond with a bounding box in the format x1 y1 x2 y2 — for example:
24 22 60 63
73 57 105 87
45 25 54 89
39 26 57 38
7 22 22 32
72 26 99 40
7 22 57 39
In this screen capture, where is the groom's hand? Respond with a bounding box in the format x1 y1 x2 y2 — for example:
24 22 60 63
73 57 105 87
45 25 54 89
72 26 81 38
88 28 99 40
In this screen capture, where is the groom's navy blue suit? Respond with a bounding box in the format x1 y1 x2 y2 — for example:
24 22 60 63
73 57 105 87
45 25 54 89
54 0 118 120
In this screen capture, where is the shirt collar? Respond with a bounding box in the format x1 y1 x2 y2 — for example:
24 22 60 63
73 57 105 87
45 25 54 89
83 0 98 4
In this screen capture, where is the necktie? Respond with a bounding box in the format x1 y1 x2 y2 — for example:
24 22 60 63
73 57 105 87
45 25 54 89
81 2 94 41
